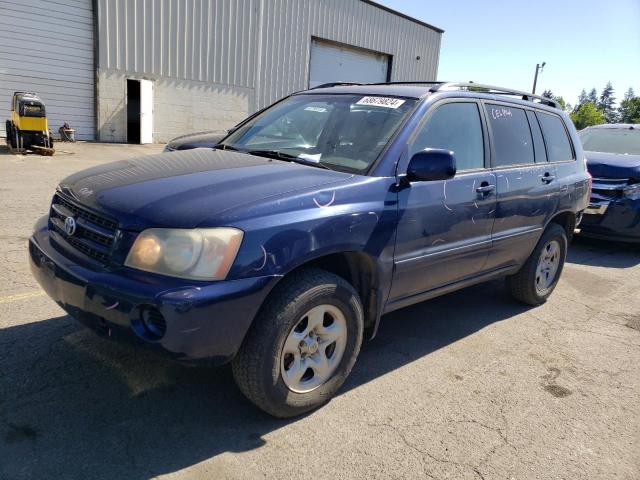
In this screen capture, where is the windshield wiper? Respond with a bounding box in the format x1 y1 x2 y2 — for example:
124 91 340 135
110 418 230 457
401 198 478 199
244 149 299 160
245 149 334 170
214 144 241 151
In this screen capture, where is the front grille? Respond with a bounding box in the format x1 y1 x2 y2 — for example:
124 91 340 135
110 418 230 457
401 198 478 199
54 194 117 230
49 192 117 264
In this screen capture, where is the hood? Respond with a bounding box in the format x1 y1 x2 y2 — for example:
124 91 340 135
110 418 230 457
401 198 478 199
166 131 225 150
585 151 640 179
59 148 351 230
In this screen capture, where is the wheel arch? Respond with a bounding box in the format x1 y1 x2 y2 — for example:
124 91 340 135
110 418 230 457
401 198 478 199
258 250 384 339
546 210 577 242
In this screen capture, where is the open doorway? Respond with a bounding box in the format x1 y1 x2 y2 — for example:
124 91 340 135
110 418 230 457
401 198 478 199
126 79 140 143
126 79 153 144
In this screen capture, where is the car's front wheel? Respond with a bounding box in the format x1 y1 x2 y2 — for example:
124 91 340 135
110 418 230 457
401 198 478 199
232 268 364 418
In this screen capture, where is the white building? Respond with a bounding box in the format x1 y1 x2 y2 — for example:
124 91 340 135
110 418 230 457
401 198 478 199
1 0 442 143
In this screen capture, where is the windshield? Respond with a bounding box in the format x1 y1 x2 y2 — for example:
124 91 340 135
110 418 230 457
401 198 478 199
18 101 45 117
579 128 640 155
220 94 418 173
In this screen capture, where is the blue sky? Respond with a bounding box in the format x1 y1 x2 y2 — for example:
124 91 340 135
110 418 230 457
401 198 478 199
379 0 640 107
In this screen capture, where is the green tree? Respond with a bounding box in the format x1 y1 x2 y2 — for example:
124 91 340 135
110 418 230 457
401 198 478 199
587 88 598 104
570 102 606 130
619 97 640 124
541 89 553 99
577 89 587 106
553 96 567 111
598 82 617 123
623 87 635 101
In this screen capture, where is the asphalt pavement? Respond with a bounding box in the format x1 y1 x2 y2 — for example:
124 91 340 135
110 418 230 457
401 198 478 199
1 142 638 479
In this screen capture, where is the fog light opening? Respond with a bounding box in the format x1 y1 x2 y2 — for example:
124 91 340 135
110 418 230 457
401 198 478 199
135 306 167 341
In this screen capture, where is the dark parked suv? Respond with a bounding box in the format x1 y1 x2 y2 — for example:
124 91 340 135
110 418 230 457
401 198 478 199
579 124 640 242
29 82 590 417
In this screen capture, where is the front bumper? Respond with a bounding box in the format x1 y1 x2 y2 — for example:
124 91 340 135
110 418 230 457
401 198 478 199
29 218 280 363
579 199 640 243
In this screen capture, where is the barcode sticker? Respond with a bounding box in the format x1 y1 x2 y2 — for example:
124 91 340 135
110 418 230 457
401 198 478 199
356 97 406 109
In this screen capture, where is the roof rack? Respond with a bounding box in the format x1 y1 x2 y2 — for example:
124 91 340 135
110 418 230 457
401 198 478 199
429 82 558 108
312 81 445 89
368 81 444 86
310 82 363 90
307 81 558 108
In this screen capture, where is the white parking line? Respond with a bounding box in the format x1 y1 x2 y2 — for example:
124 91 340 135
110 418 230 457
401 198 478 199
0 291 44 304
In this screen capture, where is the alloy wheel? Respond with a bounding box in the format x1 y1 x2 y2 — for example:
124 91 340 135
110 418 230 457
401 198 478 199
280 304 347 393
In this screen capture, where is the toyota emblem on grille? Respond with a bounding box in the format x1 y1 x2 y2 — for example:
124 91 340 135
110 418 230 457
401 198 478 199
64 216 77 236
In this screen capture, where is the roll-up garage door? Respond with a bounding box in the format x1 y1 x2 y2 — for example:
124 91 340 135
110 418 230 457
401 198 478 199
309 39 390 88
0 0 95 140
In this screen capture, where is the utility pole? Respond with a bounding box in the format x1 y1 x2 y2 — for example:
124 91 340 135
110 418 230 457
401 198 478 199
532 62 546 94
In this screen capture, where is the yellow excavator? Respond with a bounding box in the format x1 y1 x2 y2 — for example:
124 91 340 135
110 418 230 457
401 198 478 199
5 92 55 155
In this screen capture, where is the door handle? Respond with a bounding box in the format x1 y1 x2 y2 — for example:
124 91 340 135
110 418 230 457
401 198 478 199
476 184 496 196
541 173 556 184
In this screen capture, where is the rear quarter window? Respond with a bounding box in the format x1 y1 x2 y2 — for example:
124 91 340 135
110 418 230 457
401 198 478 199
536 112 574 162
486 104 535 167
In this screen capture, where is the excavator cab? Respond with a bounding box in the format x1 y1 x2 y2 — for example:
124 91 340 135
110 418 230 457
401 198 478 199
5 92 54 155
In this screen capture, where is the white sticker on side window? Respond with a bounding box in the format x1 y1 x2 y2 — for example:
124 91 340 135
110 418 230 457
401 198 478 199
356 96 406 109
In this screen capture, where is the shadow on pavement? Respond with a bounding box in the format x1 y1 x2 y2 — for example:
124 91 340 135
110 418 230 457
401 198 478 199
0 279 528 479
567 235 640 269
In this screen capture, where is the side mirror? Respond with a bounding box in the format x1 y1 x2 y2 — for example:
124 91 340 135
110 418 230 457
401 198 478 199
406 148 456 182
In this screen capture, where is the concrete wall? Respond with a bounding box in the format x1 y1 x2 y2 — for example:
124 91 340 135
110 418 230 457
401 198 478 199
95 0 442 143
97 70 252 143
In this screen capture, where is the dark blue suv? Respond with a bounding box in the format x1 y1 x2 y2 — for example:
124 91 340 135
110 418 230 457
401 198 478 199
29 82 590 417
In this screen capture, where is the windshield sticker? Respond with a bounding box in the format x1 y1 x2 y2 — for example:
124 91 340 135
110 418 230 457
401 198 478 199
304 106 327 113
298 153 322 163
490 107 513 120
356 96 406 109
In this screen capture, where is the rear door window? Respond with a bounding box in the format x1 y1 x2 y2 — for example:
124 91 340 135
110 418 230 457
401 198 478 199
536 112 574 162
486 104 535 167
410 102 485 171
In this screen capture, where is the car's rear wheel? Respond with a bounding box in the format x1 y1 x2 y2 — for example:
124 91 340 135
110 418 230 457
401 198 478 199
507 223 567 305
232 268 363 418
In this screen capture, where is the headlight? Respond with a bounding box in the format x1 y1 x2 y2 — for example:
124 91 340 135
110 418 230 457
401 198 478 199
623 183 640 200
125 228 243 280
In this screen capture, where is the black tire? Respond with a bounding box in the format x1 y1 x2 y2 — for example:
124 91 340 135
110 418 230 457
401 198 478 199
506 223 567 305
232 268 364 418
5 121 16 148
15 128 23 149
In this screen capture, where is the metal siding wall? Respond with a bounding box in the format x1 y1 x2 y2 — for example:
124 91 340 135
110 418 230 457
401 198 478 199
256 0 441 108
98 0 259 88
96 0 441 120
0 0 95 139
